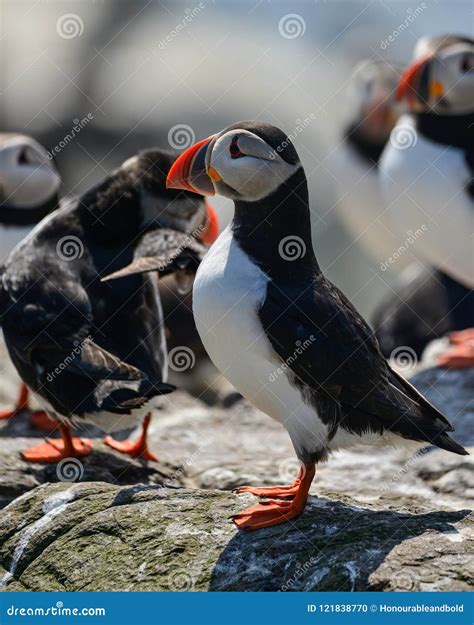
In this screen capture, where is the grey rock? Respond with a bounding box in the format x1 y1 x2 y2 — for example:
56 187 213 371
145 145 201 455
0 481 471 592
410 366 474 447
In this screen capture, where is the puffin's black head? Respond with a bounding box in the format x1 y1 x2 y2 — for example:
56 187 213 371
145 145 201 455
118 148 219 245
166 121 303 203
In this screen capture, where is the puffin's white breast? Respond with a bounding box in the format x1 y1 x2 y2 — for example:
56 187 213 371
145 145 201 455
192 225 329 457
380 115 473 287
332 143 409 267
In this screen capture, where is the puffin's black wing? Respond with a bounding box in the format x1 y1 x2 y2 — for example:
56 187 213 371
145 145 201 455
51 338 146 381
101 229 207 281
259 276 467 454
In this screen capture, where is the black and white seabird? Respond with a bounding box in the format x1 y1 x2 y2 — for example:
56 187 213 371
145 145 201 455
0 134 61 427
0 148 217 462
380 37 474 367
167 121 467 531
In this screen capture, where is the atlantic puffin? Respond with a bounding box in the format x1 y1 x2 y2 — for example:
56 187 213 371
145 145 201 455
333 60 403 265
0 134 61 427
0 148 217 462
380 37 474 367
166 121 467 531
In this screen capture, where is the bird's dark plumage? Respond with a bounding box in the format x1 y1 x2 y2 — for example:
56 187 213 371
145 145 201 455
102 228 207 282
0 148 208 426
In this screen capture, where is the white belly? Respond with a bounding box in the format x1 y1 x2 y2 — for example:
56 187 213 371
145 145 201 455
380 115 474 288
193 226 329 459
332 143 410 268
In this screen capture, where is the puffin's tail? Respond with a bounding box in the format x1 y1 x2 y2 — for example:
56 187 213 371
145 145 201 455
433 433 469 456
388 368 469 456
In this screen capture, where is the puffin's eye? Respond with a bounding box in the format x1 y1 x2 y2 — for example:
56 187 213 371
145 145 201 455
229 136 244 159
18 147 29 165
460 54 474 73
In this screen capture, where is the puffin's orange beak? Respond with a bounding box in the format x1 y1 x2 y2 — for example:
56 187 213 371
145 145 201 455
166 136 216 196
199 202 219 245
396 56 430 104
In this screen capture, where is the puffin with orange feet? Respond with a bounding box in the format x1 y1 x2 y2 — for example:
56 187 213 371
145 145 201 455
167 121 467 531
0 148 217 463
380 37 474 369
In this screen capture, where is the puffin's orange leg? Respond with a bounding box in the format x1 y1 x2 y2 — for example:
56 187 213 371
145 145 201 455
22 424 93 463
0 385 57 431
437 327 474 369
0 384 29 420
103 414 158 461
30 411 58 432
235 467 305 499
233 464 315 531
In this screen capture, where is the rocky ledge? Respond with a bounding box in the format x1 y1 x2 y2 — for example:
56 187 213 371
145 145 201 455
0 351 472 592
0 481 472 592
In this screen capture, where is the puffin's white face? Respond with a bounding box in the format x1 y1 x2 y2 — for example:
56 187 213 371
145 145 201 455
206 129 300 202
399 41 474 114
0 136 61 208
428 43 474 113
349 61 401 141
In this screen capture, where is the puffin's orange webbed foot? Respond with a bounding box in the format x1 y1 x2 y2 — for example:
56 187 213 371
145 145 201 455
437 328 474 369
22 424 93 463
103 436 158 461
235 467 305 499
233 464 315 531
233 498 301 530
103 414 158 462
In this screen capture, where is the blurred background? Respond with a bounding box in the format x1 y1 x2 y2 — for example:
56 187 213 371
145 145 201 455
1 0 472 318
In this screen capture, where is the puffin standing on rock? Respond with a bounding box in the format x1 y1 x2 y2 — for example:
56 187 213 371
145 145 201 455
0 148 217 462
0 134 61 428
167 121 467 531
380 38 474 368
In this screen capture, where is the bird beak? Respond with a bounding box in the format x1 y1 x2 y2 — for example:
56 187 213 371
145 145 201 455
166 135 216 196
199 201 219 245
396 55 443 105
